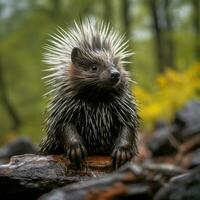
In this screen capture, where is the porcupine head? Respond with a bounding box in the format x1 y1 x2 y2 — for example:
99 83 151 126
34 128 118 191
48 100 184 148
40 18 139 168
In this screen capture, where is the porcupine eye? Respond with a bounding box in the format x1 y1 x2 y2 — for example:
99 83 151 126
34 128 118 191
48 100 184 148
88 61 99 72
91 65 97 72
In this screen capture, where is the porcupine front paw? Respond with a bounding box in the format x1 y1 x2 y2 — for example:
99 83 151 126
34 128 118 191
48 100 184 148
66 140 87 167
111 144 135 169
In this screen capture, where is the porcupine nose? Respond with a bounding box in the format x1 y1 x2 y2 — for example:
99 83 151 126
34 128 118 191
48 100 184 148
111 71 120 81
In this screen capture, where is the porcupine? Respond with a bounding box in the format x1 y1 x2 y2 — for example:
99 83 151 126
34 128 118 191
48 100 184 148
39 18 139 168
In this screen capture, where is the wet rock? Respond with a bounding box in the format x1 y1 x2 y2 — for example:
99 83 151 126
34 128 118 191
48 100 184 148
0 154 113 200
147 125 177 156
154 120 169 130
142 163 186 177
173 101 200 141
0 137 37 161
154 166 200 200
175 134 200 169
148 101 200 156
190 148 200 168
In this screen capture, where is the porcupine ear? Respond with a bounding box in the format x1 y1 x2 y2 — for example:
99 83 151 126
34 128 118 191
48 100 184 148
71 47 83 65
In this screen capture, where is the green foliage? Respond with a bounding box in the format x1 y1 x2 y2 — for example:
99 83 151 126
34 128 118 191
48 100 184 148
0 0 199 144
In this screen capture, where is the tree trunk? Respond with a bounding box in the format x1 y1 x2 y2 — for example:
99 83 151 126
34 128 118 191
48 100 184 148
51 0 61 17
192 0 200 60
103 0 112 23
164 0 175 68
121 0 131 39
149 0 165 72
0 59 21 131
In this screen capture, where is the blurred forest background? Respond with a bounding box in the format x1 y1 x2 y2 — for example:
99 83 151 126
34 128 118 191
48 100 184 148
0 0 199 145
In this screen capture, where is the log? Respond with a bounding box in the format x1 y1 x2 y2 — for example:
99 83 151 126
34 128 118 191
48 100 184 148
0 154 112 199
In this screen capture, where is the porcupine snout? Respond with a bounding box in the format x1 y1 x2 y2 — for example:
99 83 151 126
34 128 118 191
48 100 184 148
99 64 121 87
110 66 120 82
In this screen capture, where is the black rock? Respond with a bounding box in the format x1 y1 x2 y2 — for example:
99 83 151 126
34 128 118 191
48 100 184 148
148 101 200 156
147 125 177 156
173 101 200 141
0 137 37 160
154 166 200 200
154 120 169 130
189 148 200 169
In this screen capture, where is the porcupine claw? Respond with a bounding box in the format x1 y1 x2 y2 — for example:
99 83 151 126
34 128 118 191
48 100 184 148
66 140 87 167
111 144 135 169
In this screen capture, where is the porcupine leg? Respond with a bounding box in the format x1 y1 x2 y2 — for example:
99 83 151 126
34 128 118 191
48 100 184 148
112 126 137 169
63 124 87 166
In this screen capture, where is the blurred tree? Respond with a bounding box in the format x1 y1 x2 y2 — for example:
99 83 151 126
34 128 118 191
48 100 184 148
103 0 112 23
164 0 175 68
148 0 165 72
192 0 200 60
51 0 61 17
0 59 21 131
121 0 131 39
148 0 176 72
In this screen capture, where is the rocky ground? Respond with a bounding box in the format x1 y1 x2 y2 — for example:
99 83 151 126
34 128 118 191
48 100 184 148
0 101 199 200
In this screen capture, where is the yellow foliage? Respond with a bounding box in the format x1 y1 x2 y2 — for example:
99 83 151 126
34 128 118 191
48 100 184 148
134 64 200 131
